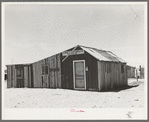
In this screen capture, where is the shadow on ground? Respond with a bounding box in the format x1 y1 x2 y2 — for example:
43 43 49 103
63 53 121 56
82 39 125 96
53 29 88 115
101 85 139 92
73 84 139 93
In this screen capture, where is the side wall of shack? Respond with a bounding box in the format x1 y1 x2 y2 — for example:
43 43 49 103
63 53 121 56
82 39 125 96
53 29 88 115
6 65 32 88
7 66 12 88
32 54 61 88
97 61 127 91
24 65 33 88
127 66 136 78
7 65 16 88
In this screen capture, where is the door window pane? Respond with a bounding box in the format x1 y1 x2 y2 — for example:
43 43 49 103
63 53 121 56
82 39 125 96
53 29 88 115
75 61 85 88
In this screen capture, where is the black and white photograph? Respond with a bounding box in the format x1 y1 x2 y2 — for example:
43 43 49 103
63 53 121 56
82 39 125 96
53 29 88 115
2 2 147 120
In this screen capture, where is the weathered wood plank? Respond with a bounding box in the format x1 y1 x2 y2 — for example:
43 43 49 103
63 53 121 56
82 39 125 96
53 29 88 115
118 63 120 87
57 54 61 88
24 66 28 88
7 66 11 88
107 63 110 90
49 71 52 88
49 56 55 88
100 62 104 90
13 66 16 88
108 64 111 89
124 65 127 86
97 61 102 91
106 62 108 90
42 76 47 88
110 63 114 89
28 66 31 88
10 66 13 87
115 64 118 88
33 61 43 87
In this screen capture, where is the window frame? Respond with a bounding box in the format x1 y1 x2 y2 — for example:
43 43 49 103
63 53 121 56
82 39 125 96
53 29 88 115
17 69 22 77
42 65 49 75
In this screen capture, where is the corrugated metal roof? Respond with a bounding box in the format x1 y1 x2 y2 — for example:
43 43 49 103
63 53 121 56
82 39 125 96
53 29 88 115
80 45 126 63
81 46 111 61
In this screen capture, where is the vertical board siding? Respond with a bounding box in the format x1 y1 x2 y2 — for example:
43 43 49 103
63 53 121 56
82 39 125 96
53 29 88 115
98 62 127 91
49 57 52 88
50 56 55 88
53 56 56 88
29 66 32 88
97 61 102 91
7 66 11 88
120 71 122 87
120 64 123 87
116 64 118 88
57 54 61 88
14 69 17 88
108 64 111 89
101 62 105 90
11 66 13 87
120 64 122 87
24 66 28 87
9 66 12 88
13 66 16 88
111 63 114 89
33 62 42 87
32 54 61 88
107 63 110 90
118 63 120 88
105 62 107 90
125 65 127 86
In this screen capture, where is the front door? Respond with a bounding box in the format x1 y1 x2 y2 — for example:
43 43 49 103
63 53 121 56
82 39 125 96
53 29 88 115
16 69 24 88
73 60 86 90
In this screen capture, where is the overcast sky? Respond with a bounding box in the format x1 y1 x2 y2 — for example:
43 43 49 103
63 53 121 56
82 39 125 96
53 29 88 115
3 2 146 68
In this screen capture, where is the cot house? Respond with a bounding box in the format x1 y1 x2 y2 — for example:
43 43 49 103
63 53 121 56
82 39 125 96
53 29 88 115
6 45 128 91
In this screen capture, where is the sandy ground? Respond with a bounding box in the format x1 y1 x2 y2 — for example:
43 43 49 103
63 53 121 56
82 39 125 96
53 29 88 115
4 78 144 108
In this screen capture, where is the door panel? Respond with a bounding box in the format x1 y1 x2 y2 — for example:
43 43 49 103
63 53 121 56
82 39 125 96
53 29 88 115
17 79 24 88
41 75 49 88
16 69 24 88
74 61 86 89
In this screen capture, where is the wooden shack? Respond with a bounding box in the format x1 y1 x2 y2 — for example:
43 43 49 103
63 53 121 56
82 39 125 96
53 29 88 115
6 64 33 88
61 45 127 91
6 45 127 91
127 65 136 78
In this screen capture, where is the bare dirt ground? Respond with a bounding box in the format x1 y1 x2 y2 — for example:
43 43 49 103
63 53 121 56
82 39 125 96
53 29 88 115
4 78 144 108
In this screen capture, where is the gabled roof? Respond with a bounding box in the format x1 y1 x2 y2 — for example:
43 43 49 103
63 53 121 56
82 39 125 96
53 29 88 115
79 45 126 63
6 45 126 66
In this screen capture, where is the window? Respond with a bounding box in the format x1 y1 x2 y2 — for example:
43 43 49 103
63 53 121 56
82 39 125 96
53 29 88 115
106 63 111 73
17 69 21 77
121 65 124 73
42 65 49 75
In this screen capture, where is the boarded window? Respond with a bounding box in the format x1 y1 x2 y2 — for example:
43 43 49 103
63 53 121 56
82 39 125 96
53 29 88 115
42 65 49 75
106 63 111 73
121 65 124 73
17 69 21 77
